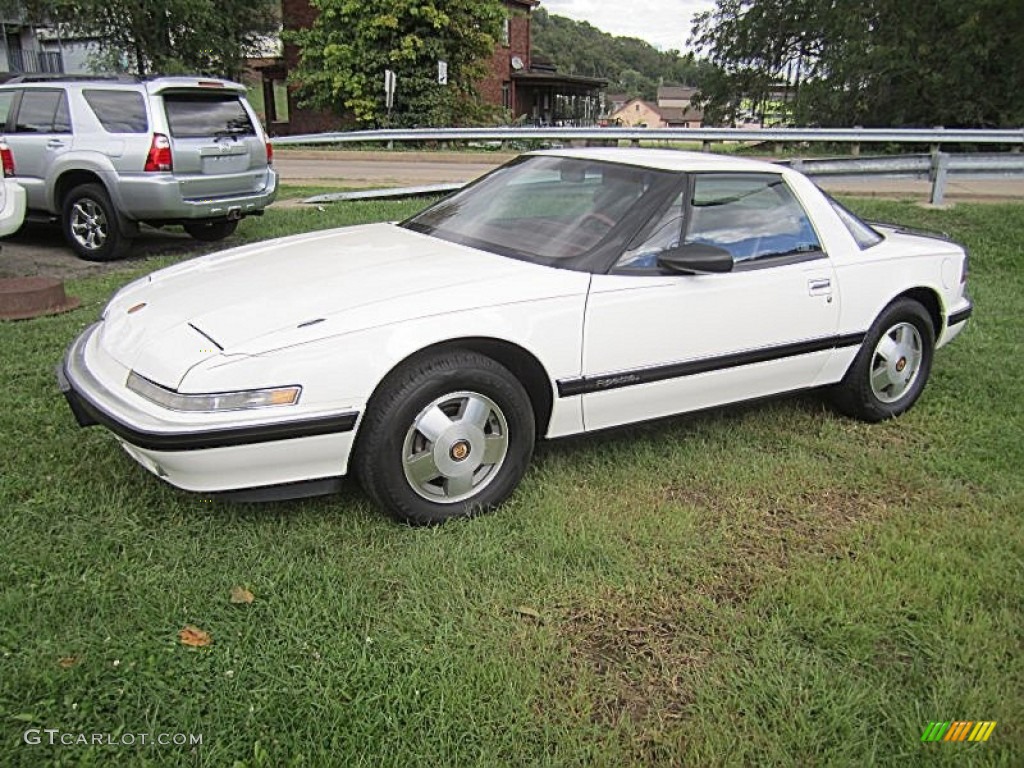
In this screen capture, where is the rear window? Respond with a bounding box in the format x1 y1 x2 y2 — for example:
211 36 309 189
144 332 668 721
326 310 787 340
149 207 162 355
163 93 255 138
827 195 883 249
83 89 148 133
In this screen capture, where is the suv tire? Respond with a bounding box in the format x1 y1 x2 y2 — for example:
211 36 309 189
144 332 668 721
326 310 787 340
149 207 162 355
184 218 239 242
62 183 131 261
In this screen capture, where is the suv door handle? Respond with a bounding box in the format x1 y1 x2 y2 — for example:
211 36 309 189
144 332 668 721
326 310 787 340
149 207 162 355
46 139 66 149
808 278 832 296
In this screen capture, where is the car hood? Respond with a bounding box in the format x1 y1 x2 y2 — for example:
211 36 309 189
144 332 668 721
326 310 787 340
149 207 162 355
98 223 588 387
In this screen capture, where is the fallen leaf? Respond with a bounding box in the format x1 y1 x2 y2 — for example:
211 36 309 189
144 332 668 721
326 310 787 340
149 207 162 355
515 605 541 620
229 586 255 605
57 656 79 669
178 626 212 647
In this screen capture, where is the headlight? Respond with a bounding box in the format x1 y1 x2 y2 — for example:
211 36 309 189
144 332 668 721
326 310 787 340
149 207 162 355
127 371 301 412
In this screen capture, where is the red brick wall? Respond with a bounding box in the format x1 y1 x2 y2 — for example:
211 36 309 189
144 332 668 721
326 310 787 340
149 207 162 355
478 5 532 111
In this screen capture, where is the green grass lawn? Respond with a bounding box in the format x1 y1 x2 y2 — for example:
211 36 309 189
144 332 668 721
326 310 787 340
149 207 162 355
1 196 1021 766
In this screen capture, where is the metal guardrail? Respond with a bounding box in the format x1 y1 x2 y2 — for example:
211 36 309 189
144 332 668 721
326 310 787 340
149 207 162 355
271 125 1024 148
783 153 1024 204
302 152 1024 207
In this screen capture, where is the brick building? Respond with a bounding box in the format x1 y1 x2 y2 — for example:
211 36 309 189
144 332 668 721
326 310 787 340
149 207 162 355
263 0 605 134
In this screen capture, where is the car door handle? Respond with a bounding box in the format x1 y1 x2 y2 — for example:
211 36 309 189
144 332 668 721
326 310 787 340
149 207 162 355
46 139 65 149
808 278 832 296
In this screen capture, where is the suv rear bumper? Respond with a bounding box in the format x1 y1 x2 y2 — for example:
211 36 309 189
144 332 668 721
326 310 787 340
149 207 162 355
110 168 278 221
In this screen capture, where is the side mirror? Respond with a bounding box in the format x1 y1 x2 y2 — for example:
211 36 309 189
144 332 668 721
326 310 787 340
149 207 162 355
657 243 734 274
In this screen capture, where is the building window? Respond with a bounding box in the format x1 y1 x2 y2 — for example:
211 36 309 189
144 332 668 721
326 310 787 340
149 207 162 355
502 17 511 46
502 82 512 110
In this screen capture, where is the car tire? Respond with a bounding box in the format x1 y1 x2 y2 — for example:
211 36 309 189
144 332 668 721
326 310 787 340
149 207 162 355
354 350 535 525
184 218 239 242
830 298 935 422
62 183 131 261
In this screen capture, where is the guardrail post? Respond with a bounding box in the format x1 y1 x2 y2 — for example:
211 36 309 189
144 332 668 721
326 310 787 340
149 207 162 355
930 152 949 205
702 140 712 153
852 125 862 156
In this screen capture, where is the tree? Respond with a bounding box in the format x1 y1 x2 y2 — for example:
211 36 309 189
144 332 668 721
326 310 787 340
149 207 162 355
690 0 1024 128
46 0 278 80
287 0 505 127
531 8 714 100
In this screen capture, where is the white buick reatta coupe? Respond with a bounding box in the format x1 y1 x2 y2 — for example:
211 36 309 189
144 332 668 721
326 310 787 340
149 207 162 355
58 149 972 523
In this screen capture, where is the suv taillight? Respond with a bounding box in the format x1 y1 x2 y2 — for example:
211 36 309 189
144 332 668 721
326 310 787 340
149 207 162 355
144 133 173 172
265 139 273 166
0 142 14 177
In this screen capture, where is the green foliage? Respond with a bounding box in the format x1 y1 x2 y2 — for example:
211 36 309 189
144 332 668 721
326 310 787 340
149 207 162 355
691 0 1024 128
531 8 714 100
288 0 505 127
48 0 278 80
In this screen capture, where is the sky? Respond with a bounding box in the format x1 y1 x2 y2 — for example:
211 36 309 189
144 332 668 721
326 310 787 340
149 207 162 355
538 0 717 52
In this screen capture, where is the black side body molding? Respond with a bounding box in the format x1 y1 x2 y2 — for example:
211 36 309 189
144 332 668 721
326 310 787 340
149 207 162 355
947 304 973 327
557 332 866 397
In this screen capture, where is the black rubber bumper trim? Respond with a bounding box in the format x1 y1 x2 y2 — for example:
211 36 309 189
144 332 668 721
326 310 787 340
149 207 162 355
216 477 344 502
557 332 866 397
947 304 973 327
56 362 358 452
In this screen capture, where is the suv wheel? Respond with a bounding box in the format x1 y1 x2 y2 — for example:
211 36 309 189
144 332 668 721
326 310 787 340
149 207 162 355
62 183 131 261
184 219 238 242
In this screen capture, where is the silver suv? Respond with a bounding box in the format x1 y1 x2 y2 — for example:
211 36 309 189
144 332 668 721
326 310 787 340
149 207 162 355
0 75 278 261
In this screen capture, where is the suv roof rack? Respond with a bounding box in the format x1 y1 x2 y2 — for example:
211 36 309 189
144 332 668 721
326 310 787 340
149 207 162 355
3 74 142 84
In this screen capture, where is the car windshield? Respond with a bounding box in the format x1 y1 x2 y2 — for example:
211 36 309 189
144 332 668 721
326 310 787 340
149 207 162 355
402 155 674 266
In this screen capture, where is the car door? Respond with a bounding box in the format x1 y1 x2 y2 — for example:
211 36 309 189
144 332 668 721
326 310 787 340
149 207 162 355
3 87 72 210
575 172 842 431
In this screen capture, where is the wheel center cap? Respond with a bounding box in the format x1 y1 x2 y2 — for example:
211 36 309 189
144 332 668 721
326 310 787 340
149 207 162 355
896 357 907 373
450 440 471 462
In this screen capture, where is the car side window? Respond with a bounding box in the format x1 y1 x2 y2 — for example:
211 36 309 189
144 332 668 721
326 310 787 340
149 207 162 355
0 91 15 131
14 89 70 134
686 174 822 265
83 89 149 133
616 191 685 269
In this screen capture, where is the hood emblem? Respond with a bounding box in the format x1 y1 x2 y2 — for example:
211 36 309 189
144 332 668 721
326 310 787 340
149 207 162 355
127 302 147 314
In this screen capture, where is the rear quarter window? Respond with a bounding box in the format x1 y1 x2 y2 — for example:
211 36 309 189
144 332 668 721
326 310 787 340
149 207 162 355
0 91 15 130
163 93 255 138
83 89 148 133
14 89 70 133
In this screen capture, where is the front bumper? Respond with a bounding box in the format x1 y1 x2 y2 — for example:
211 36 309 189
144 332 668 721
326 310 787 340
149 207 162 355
57 323 359 494
939 298 973 348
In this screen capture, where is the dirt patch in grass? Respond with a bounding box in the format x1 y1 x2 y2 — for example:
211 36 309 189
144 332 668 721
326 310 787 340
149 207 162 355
551 473 947 762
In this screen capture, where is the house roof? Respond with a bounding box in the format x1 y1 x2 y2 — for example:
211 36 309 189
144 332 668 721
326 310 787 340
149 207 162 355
655 106 704 124
512 71 608 89
657 85 698 101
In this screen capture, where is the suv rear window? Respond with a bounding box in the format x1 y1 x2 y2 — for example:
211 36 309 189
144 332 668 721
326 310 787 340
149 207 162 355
83 89 148 133
163 93 255 138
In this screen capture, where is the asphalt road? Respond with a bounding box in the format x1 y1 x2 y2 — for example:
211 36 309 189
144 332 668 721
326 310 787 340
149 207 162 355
2 149 1022 281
